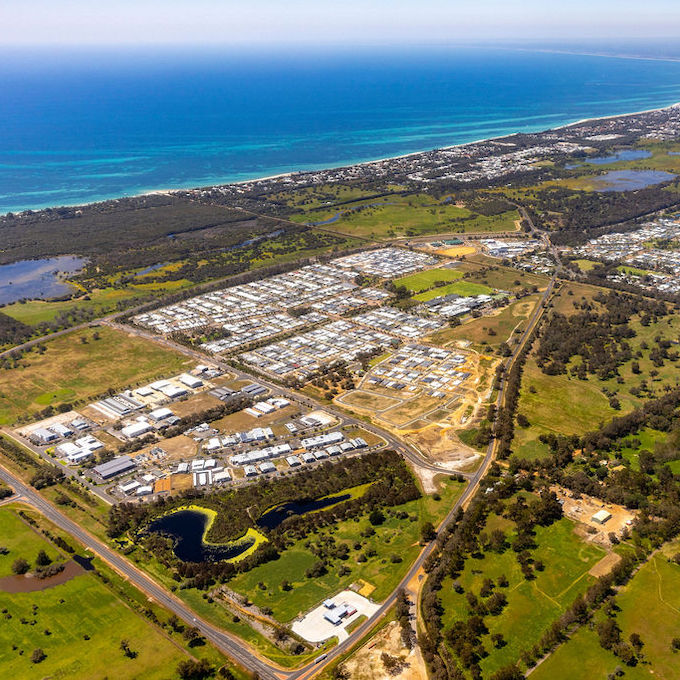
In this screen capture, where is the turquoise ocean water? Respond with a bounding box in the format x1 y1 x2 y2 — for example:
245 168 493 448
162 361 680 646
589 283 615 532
1 46 680 214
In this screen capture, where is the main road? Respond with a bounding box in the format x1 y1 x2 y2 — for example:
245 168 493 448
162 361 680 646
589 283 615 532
0 273 555 680
102 320 473 478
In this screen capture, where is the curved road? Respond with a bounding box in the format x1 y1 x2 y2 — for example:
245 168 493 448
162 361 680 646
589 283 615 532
0 274 555 680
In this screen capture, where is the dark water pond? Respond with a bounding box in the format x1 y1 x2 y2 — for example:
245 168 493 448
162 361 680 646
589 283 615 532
0 256 85 304
146 510 254 563
135 262 169 276
592 170 676 192
257 493 352 530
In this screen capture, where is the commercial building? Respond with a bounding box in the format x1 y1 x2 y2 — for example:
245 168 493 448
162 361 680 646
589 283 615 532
93 455 136 480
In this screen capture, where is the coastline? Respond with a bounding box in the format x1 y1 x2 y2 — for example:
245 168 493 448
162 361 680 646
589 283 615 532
3 99 679 217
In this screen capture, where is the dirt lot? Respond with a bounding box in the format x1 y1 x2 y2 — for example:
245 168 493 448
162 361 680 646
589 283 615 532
380 396 443 427
170 392 223 418
143 434 197 462
212 403 299 432
340 621 427 680
589 552 622 578
339 390 402 413
552 485 635 544
404 425 481 471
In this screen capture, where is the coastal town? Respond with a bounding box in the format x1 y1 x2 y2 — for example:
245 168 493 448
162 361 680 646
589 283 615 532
3 95 680 680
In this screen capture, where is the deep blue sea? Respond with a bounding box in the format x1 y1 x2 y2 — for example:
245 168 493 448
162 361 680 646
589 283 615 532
2 46 680 214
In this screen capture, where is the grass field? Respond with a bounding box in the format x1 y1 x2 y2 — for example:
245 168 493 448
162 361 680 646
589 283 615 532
291 194 520 239
512 357 617 459
227 478 466 623
571 259 601 272
459 260 550 292
413 281 494 301
428 295 539 349
0 505 202 680
0 509 61 576
513 286 680 460
0 326 191 424
394 267 464 292
438 514 604 677
532 545 680 680
2 280 192 326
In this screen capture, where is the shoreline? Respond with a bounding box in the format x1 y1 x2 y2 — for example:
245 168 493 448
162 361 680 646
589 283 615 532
3 99 680 217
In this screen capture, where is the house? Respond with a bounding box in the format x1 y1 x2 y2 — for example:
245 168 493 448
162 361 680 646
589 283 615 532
70 418 90 431
244 465 258 477
50 423 73 438
119 480 141 495
160 384 188 399
259 461 276 474
149 407 173 422
179 373 203 389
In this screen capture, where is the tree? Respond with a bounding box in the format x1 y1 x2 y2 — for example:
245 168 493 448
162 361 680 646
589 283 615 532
35 550 51 567
490 665 524 680
369 508 385 526
420 521 436 543
119 639 136 658
11 557 29 575
629 632 644 654
177 658 214 680
182 626 204 647
31 648 46 664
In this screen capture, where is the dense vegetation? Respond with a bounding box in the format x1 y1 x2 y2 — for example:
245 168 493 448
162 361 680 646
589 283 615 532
536 291 670 380
108 450 420 587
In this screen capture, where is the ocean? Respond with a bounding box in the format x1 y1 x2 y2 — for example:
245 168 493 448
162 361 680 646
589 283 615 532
1 45 680 214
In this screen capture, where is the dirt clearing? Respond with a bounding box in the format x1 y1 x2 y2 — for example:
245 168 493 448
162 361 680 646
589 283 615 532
340 621 427 680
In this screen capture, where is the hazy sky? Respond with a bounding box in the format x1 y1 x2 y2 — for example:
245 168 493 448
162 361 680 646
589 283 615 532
1 0 679 46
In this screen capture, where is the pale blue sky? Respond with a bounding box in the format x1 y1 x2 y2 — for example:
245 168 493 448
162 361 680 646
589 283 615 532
1 0 679 46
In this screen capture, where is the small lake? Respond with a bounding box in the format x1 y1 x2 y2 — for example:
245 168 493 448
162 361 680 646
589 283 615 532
146 509 255 563
257 493 352 530
591 170 676 192
566 149 652 169
0 256 85 305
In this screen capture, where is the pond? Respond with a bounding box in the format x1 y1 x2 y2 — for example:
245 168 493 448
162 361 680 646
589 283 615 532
565 149 652 169
256 493 353 530
0 255 85 304
146 509 258 563
591 170 676 192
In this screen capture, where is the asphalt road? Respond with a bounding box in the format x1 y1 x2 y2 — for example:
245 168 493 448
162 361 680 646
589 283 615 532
0 279 554 679
0 463 286 680
103 320 471 478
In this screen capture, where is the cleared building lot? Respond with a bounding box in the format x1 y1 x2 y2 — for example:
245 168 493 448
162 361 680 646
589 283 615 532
291 590 380 643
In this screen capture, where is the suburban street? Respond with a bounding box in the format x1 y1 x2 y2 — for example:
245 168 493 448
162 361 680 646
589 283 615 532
0 266 555 679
